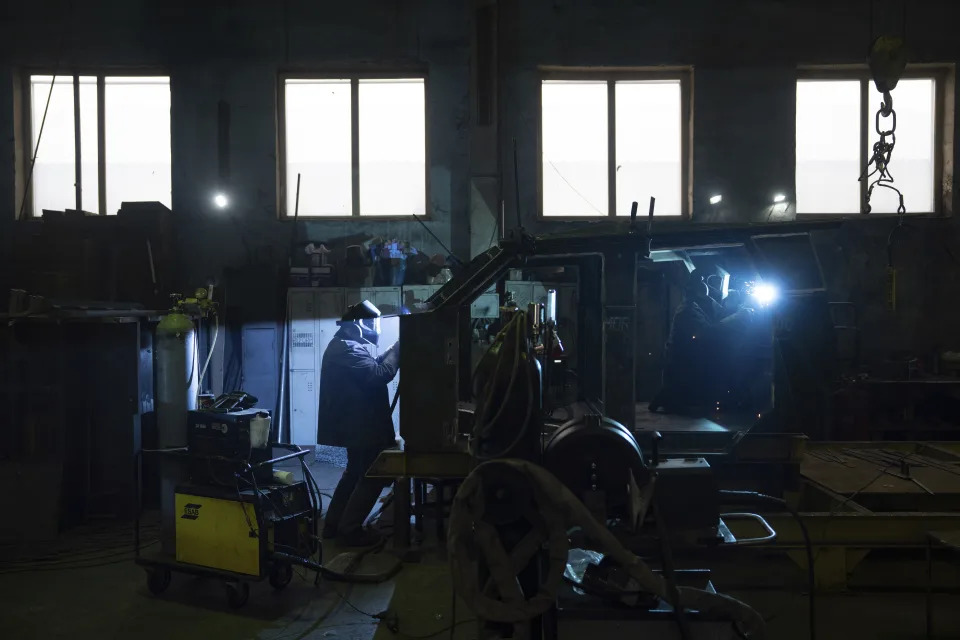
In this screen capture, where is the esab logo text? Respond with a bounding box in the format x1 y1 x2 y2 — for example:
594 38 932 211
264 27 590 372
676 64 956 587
181 503 202 520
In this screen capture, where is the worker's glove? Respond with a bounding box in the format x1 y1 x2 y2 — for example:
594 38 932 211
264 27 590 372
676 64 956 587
383 341 400 368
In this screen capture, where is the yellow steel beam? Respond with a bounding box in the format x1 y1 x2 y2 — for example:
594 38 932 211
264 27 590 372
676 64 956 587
367 449 476 479
754 512 960 548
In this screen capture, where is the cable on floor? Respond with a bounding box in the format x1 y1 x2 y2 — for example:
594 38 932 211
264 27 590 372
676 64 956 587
327 580 475 639
0 541 160 574
718 490 815 640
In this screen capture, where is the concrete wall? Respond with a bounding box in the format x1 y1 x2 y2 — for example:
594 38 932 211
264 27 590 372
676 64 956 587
496 0 960 365
0 0 471 287
2 0 960 364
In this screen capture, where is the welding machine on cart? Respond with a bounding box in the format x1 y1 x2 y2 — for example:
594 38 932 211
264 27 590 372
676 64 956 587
136 402 325 608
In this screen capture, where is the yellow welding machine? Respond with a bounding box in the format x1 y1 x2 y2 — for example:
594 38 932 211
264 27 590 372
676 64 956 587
175 490 262 576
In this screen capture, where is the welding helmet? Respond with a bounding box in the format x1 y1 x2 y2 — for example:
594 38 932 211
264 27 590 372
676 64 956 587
338 300 382 345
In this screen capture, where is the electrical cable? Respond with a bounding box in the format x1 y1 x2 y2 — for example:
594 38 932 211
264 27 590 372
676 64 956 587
393 619 476 639
329 582 476 640
0 541 159 573
199 312 219 391
301 458 325 546
472 312 535 460
269 622 377 640
0 552 148 575
330 583 380 619
0 530 157 559
473 313 518 431
0 519 160 568
236 476 260 539
822 451 912 515
718 490 815 640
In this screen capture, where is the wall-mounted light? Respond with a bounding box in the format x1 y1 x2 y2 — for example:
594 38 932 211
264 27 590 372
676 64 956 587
709 194 723 205
773 193 787 204
213 192 229 209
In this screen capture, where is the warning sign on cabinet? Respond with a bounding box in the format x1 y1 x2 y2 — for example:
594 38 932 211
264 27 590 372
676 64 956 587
292 332 314 348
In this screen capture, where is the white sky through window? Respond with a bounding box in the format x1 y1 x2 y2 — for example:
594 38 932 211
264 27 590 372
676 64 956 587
796 80 862 214
615 80 682 216
105 77 171 214
541 80 608 216
867 78 935 213
359 79 426 216
30 76 77 216
285 79 352 216
797 77 936 214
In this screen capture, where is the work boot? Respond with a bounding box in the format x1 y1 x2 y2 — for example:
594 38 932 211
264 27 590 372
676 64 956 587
338 527 384 548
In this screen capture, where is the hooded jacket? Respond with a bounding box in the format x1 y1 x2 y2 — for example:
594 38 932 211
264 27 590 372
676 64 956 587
316 326 399 449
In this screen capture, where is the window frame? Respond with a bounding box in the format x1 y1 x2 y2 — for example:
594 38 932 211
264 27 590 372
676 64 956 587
17 68 171 218
277 69 430 220
796 65 953 217
537 67 692 220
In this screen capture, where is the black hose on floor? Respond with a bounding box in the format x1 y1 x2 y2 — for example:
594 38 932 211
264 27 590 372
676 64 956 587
719 490 816 640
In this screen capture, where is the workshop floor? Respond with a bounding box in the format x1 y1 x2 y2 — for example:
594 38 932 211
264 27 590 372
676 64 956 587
1 461 959 640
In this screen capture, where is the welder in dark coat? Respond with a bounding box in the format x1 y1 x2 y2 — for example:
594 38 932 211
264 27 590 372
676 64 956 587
317 300 399 547
650 275 751 414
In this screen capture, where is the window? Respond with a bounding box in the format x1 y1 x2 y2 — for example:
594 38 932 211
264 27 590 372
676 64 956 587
280 75 426 217
540 73 688 217
796 72 941 214
23 74 171 217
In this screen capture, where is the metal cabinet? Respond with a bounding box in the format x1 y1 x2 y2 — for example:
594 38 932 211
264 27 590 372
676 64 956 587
471 292 500 318
287 288 345 445
345 287 402 315
402 284 441 309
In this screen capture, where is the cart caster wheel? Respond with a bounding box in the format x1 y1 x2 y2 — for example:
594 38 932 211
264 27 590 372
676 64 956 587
225 581 250 608
269 563 293 590
146 568 171 595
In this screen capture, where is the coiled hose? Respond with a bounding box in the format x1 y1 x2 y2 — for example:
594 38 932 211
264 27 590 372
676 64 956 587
471 312 535 460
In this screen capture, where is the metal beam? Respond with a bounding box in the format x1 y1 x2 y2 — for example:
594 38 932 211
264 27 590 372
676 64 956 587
753 512 960 548
602 250 638 430
367 449 476 478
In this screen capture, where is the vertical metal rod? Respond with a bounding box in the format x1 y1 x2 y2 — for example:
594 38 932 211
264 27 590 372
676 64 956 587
499 200 505 242
19 74 59 219
294 172 301 219
73 74 82 212
925 534 933 640
933 73 945 215
146 240 157 295
512 137 521 228
926 538 933 639
608 79 616 216
647 196 656 254
351 78 360 216
394 477 411 550
860 79 870 213
291 172 302 250
97 76 106 215
134 451 141 557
